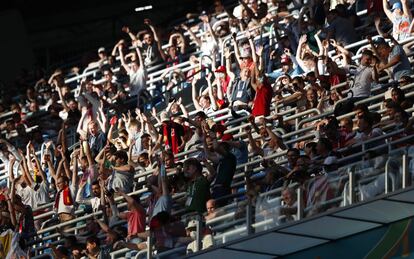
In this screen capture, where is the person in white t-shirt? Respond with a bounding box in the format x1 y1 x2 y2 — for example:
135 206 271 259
76 180 102 213
118 41 147 107
54 153 78 225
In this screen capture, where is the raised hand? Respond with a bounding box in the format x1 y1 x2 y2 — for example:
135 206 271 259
176 97 182 106
121 26 130 33
224 47 232 59
256 45 264 57
144 18 152 25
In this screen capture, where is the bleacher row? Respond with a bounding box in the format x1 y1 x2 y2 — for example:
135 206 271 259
2 1 414 258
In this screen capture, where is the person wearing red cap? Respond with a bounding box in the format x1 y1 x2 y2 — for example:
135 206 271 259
267 50 303 80
214 66 231 100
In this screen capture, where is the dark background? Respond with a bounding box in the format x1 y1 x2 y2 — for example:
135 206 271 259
0 0 215 89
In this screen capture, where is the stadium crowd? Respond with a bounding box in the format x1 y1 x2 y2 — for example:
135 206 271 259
1 0 414 258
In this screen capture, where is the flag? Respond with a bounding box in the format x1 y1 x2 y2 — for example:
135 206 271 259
0 229 26 259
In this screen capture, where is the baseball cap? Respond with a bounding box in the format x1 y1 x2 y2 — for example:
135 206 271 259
186 220 197 229
373 37 387 47
392 2 402 11
215 66 226 73
98 47 106 53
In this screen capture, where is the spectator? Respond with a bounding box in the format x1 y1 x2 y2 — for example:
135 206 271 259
382 0 412 41
86 120 107 158
84 235 110 259
374 36 412 81
155 111 185 154
118 41 147 108
111 150 135 193
116 189 146 242
205 199 219 221
185 219 214 254
183 158 211 214
147 160 173 219
326 9 359 46
348 49 379 101
280 187 297 222
346 114 385 146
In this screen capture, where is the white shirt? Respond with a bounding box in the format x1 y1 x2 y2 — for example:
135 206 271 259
56 184 77 215
16 184 34 208
32 181 50 208
128 68 147 96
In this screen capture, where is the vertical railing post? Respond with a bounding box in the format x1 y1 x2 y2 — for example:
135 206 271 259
402 153 409 188
385 159 390 194
348 170 355 204
195 215 202 252
296 187 303 220
246 202 254 235
147 231 152 259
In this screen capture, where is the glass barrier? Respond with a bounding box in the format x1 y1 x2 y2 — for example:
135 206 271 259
303 171 348 219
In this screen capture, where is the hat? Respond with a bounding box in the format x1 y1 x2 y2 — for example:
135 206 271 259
160 111 170 122
215 66 226 73
281 55 291 64
392 2 402 11
279 33 289 39
98 47 106 53
373 37 387 47
186 220 197 229
222 133 233 141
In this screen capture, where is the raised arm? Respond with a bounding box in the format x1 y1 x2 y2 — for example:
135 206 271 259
382 0 393 21
192 77 203 111
144 19 167 60
31 147 47 184
8 155 16 183
118 44 131 74
56 86 69 112
6 184 17 227
207 73 218 111
295 35 308 71
231 34 242 67
169 33 186 54
244 126 263 156
82 139 95 167
181 24 202 47
116 188 139 210
71 151 79 188
19 150 34 187
400 0 411 19
134 42 145 72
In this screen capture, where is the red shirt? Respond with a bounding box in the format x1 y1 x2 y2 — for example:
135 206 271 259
252 82 272 117
127 206 146 237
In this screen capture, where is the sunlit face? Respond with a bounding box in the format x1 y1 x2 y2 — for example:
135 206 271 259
88 122 98 136
206 200 216 214
130 62 139 72
240 68 251 80
360 54 372 66
68 100 77 110
144 34 153 44
306 89 316 102
57 177 67 191
281 76 290 85
330 91 339 101
282 189 294 206
92 184 100 197
199 96 210 109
